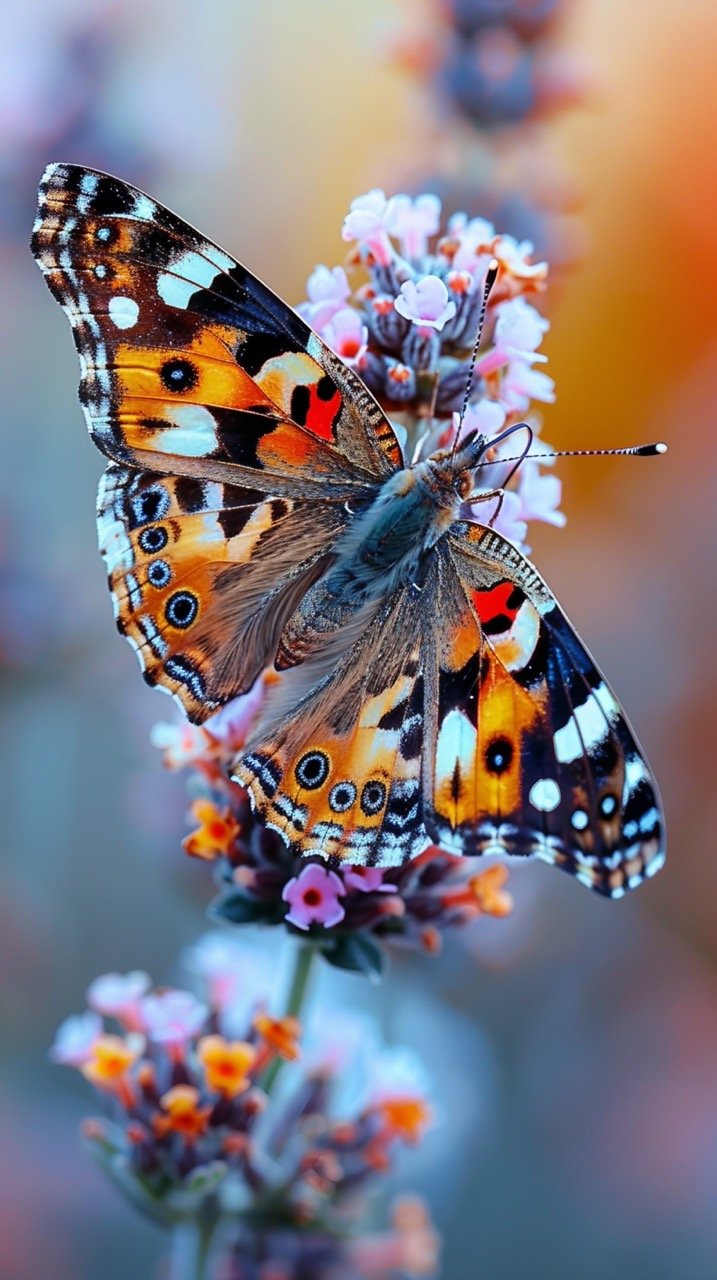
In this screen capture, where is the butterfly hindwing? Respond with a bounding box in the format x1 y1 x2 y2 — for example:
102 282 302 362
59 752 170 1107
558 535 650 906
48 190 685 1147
98 464 348 720
234 586 432 866
32 163 402 494
425 523 664 897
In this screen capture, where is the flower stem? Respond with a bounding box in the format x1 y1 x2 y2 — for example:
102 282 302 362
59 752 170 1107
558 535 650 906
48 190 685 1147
169 1218 214 1280
263 941 316 1095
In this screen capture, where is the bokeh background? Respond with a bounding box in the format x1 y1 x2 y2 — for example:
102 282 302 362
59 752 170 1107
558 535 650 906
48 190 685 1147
2 1 716 1276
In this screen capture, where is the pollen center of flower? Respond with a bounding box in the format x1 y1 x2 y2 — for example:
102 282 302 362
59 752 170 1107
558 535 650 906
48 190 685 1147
303 888 322 907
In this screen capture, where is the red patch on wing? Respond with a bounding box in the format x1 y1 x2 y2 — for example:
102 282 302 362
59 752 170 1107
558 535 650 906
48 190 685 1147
471 581 521 628
304 382 342 442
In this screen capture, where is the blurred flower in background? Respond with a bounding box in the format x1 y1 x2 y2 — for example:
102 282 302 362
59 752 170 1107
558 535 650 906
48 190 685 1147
52 944 440 1278
388 0 589 267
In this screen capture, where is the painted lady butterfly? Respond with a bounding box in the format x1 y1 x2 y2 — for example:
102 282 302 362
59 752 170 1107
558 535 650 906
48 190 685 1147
32 164 664 897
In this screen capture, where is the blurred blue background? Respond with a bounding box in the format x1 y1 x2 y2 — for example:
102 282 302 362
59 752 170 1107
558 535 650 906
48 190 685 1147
2 1 716 1276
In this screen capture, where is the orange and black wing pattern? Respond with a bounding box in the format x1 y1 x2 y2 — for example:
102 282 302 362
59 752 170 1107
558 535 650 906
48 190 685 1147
424 524 665 898
30 163 405 719
31 163 402 496
97 465 347 720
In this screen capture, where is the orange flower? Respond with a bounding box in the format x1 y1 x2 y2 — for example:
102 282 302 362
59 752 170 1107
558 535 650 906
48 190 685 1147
80 1034 142 1102
197 1035 257 1098
253 1013 302 1062
377 1096 433 1144
467 865 513 917
153 1085 211 1141
182 800 240 861
440 863 513 918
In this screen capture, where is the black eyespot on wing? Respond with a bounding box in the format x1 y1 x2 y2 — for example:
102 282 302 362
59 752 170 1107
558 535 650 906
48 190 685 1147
129 485 170 528
486 737 513 774
160 358 199 394
139 526 169 553
295 751 330 790
165 591 199 629
95 224 118 246
147 559 172 589
360 780 387 816
329 782 357 813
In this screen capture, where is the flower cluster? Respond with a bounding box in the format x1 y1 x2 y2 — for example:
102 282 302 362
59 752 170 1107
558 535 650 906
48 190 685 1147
52 947 439 1278
298 189 563 551
153 703 513 978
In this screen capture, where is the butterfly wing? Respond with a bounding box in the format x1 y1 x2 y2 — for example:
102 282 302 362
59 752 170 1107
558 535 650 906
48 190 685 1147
234 584 433 867
424 523 665 897
32 163 405 719
32 164 402 493
98 465 348 719
235 522 664 896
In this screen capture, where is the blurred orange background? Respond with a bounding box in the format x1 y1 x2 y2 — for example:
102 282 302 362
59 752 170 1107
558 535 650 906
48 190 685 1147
2 1 716 1276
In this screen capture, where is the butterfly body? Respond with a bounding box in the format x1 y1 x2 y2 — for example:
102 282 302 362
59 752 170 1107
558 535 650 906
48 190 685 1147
32 163 665 897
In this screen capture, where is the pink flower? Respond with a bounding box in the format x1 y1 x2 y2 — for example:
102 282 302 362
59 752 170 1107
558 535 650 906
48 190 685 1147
453 398 506 445
321 306 369 367
50 1011 103 1066
469 489 528 550
394 276 456 331
282 864 346 931
499 359 556 414
517 462 566 528
138 989 208 1048
183 932 274 1015
477 297 549 376
342 866 398 894
384 193 441 259
493 233 548 283
493 297 549 360
449 214 496 276
87 971 150 1030
297 264 351 329
342 189 393 265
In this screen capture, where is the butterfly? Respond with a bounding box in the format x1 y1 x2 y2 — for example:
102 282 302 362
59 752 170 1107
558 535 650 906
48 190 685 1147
32 163 664 898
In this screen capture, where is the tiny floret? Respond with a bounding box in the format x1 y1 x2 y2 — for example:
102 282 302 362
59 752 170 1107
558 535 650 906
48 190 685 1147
394 276 457 331
282 864 347 931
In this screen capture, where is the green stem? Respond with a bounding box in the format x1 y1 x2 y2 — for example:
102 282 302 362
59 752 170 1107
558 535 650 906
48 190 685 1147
168 1218 214 1280
262 941 316 1095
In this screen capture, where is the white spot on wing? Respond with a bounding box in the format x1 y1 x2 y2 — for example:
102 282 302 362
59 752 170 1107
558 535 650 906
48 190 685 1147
529 778 561 812
156 250 227 310
108 295 140 329
152 405 218 456
553 682 618 764
436 708 477 786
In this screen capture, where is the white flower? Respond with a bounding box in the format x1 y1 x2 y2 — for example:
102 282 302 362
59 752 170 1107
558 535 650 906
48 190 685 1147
139 989 208 1046
50 1011 102 1066
87 970 150 1021
394 276 457 331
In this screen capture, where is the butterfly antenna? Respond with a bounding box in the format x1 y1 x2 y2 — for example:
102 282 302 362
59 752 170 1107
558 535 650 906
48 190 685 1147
450 258 500 464
475 439 669 468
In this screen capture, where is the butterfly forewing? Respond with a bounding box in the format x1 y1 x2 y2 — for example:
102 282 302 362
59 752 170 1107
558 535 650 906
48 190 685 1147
32 163 402 492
